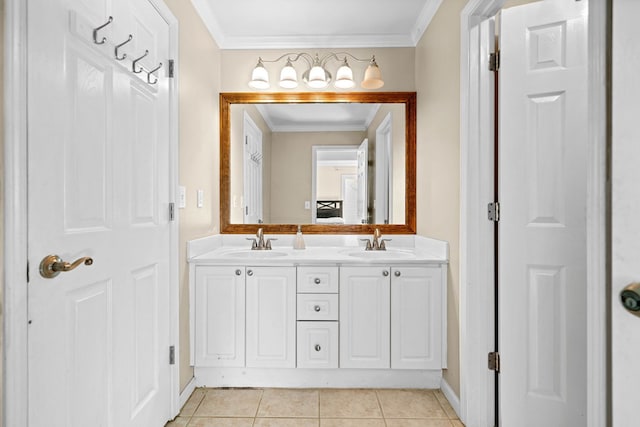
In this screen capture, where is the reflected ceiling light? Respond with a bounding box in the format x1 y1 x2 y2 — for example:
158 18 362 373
247 52 383 90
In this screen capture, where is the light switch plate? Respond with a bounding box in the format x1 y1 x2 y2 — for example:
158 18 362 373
178 186 186 208
304 200 311 210
197 189 204 208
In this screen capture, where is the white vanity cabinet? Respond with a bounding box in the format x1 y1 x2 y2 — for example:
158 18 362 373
391 266 443 369
246 266 297 368
339 266 391 369
194 266 245 367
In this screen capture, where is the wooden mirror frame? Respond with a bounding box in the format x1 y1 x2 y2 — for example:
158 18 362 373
220 92 417 234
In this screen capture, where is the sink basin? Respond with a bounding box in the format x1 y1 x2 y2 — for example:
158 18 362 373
346 250 415 260
225 250 287 258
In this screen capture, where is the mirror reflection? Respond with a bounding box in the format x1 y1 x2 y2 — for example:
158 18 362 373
229 102 406 225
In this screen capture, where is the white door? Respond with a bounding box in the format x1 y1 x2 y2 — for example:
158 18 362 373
339 266 390 369
499 1 588 425
246 267 296 368
611 0 640 424
27 0 173 426
375 114 392 224
356 138 368 224
195 266 245 367
243 112 263 224
341 174 358 224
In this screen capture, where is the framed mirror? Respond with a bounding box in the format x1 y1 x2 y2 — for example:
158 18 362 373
220 92 416 234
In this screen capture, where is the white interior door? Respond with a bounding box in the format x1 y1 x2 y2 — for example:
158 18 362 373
243 112 263 224
341 174 358 224
356 138 368 224
611 0 640 425
499 1 588 425
375 114 392 224
27 0 173 425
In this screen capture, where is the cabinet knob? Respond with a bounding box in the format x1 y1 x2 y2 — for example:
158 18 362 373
315 344 321 352
314 278 321 284
382 270 389 277
394 271 401 277
314 305 321 312
247 270 254 276
235 269 242 276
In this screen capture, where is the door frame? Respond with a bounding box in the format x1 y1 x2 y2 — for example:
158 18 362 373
459 0 608 425
2 0 181 425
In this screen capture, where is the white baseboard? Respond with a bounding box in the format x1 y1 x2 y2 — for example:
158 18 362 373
440 378 461 419
179 377 197 410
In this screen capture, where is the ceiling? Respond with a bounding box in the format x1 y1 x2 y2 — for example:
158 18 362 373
190 0 443 49
255 103 381 132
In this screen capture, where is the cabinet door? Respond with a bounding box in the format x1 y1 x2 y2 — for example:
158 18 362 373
391 266 443 369
297 321 339 369
246 266 296 368
339 266 391 369
195 266 245 367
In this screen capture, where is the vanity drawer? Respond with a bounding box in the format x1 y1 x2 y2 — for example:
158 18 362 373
297 294 339 321
297 266 339 293
297 321 338 369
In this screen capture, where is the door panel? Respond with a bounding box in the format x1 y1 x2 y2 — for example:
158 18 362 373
27 0 173 425
499 1 588 425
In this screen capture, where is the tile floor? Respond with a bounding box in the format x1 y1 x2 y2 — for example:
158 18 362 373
166 388 464 427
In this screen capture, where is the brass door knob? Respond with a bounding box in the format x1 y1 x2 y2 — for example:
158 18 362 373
39 254 93 279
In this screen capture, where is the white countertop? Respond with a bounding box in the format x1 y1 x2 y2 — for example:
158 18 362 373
188 234 449 266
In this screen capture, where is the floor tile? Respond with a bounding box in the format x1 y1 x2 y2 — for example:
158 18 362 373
434 391 459 420
179 388 207 416
165 416 190 427
386 420 453 427
187 418 254 427
450 421 465 427
319 389 383 418
257 388 319 418
194 388 263 417
377 389 447 419
254 418 319 427
320 419 386 427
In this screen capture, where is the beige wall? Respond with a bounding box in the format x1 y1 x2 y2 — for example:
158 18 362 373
317 166 357 199
415 0 466 396
164 0 221 391
270 131 364 224
221 48 415 92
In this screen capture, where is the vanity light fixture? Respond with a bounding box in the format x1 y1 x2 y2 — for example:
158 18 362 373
248 52 384 90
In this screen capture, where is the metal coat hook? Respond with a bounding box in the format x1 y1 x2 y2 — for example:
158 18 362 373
93 16 113 45
114 34 133 60
132 50 149 73
147 63 163 84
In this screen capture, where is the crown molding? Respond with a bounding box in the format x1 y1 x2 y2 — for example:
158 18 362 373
411 0 444 45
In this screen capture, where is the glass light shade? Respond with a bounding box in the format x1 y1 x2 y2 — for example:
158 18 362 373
279 61 298 89
334 61 355 89
306 65 330 88
248 59 270 89
361 58 384 89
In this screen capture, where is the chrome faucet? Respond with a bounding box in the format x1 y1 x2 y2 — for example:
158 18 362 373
360 228 392 251
247 228 276 250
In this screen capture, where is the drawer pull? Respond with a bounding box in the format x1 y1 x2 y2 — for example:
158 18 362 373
382 270 389 277
314 305 321 312
315 344 321 352
314 278 321 284
235 269 242 276
247 270 254 276
394 271 401 277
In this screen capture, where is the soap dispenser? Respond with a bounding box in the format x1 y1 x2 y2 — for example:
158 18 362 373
293 225 306 250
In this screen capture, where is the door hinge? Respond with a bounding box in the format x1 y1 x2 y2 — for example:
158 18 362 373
488 202 500 222
489 51 500 71
169 345 175 365
168 59 175 78
488 351 500 372
169 202 175 221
